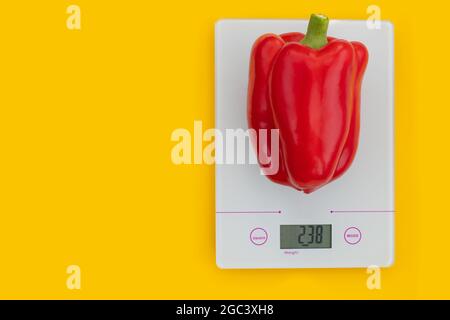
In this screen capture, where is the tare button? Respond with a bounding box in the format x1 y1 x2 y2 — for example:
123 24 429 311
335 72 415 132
344 227 362 245
250 227 268 246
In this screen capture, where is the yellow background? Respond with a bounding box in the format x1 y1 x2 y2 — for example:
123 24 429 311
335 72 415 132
0 0 446 299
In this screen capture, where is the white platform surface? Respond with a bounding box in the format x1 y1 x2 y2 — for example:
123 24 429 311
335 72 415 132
215 20 394 269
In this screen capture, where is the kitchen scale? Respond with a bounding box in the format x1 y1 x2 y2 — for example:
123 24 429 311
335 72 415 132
215 19 394 269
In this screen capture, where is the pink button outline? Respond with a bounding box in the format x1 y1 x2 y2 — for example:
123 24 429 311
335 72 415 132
344 227 362 245
250 227 268 246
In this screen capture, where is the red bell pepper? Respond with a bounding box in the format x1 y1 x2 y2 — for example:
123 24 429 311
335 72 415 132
248 14 368 193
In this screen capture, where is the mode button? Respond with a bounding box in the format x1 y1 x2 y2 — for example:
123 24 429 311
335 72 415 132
344 227 362 245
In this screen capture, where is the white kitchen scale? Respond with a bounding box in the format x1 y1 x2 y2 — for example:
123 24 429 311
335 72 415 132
215 19 394 269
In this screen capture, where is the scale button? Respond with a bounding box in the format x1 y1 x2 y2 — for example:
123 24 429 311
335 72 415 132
344 227 362 245
250 227 268 246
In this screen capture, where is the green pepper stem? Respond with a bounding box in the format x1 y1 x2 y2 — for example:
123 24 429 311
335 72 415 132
300 14 329 49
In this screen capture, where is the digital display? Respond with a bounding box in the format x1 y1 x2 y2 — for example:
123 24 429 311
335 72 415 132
280 225 332 249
